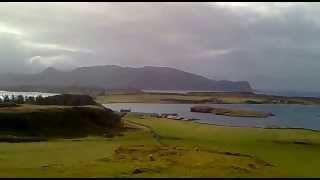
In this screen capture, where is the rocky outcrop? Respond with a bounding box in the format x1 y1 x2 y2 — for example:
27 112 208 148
190 106 274 118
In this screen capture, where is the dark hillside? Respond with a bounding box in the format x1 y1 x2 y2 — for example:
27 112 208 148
0 105 121 139
34 94 99 106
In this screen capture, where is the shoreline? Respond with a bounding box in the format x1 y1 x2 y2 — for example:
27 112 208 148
97 91 320 105
193 121 320 133
103 102 320 106
99 100 320 106
127 112 320 133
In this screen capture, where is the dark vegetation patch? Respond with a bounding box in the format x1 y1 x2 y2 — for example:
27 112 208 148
0 103 20 108
222 151 253 158
0 94 98 106
33 94 98 106
293 141 312 145
159 135 182 141
245 100 264 104
0 135 47 143
0 106 121 138
131 167 161 174
272 140 319 146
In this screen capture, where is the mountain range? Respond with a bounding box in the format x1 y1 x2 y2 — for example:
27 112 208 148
0 65 252 92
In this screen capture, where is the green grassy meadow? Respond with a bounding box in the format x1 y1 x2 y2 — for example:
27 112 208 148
0 113 320 177
126 114 320 177
0 129 157 178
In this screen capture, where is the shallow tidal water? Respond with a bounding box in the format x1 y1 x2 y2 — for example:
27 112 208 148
104 103 320 131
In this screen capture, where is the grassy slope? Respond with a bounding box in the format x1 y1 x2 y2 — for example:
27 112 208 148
0 130 157 178
126 114 320 177
0 114 320 177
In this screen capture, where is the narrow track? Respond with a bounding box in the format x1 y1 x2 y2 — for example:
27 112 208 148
125 118 163 145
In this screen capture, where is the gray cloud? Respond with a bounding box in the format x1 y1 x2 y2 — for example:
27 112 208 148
0 2 320 91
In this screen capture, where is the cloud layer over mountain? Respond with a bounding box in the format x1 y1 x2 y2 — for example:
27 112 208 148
0 2 320 91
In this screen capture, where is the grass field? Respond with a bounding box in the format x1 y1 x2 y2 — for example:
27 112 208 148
125 114 320 177
0 128 157 178
0 113 320 177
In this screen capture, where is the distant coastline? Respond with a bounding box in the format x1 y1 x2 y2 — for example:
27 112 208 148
143 89 320 98
142 89 244 94
254 90 320 98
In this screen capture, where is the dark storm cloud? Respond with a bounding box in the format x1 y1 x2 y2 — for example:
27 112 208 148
0 2 320 91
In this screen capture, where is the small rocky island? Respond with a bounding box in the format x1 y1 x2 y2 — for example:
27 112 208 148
190 106 274 118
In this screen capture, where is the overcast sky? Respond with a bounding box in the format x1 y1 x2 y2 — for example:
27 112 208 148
0 2 320 91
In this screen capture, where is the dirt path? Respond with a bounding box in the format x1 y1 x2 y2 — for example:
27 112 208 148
125 118 163 145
